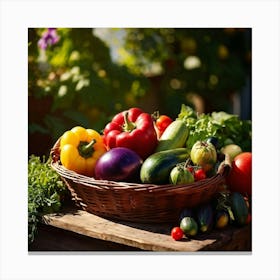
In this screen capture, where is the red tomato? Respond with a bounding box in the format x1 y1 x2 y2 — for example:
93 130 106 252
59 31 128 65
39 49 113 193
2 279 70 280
194 168 207 181
155 115 173 137
227 152 252 196
171 227 184 241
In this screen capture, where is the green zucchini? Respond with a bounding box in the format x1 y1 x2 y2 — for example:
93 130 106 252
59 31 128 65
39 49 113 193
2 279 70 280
140 148 189 184
196 203 214 233
230 192 249 226
155 120 189 152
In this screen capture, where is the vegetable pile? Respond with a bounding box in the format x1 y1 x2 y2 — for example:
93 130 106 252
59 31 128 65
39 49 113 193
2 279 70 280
51 103 252 241
170 191 251 241
57 104 251 185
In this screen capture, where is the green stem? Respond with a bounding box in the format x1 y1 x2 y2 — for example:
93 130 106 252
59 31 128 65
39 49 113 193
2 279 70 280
122 111 136 132
78 139 96 159
151 110 159 121
184 158 192 169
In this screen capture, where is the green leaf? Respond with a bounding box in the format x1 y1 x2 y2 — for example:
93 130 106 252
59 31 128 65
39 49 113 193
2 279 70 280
178 104 251 150
177 104 197 121
28 123 49 134
63 110 90 127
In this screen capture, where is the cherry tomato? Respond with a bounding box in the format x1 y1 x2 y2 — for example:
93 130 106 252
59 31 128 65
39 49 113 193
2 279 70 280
226 152 252 196
171 226 184 241
155 115 173 137
194 168 207 181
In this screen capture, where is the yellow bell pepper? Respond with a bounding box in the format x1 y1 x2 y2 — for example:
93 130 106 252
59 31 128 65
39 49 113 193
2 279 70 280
60 126 107 177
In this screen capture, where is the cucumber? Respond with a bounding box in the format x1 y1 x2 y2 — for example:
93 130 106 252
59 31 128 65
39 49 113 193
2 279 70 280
155 120 189 152
230 192 249 226
196 203 214 233
140 148 189 184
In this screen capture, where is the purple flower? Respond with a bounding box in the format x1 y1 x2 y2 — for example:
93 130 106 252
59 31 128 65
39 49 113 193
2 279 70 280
38 28 60 50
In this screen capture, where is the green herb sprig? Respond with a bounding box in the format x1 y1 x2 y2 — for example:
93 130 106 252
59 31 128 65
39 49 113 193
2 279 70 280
28 155 67 244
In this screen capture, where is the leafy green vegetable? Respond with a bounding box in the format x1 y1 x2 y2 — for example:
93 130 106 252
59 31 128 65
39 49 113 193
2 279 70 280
28 155 67 244
177 104 252 151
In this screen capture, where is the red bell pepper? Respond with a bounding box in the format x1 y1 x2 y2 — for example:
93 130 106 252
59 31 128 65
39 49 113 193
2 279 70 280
103 108 158 159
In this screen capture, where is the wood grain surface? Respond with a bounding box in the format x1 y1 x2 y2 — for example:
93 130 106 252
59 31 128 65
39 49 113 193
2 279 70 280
38 208 251 252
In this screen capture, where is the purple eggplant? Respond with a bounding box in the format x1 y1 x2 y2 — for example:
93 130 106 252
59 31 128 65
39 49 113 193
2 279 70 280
94 147 143 182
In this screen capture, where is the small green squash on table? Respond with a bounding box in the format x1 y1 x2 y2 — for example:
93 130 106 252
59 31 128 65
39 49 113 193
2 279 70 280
230 192 249 226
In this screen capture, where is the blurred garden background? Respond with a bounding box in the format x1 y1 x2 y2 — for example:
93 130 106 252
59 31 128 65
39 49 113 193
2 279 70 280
28 28 251 157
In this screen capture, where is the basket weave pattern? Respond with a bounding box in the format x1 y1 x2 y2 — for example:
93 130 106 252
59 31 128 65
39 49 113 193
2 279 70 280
50 140 231 223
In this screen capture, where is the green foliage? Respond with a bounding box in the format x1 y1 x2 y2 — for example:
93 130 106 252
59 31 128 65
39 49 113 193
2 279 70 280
28 155 67 244
28 28 149 151
28 28 251 156
178 105 252 151
120 28 251 114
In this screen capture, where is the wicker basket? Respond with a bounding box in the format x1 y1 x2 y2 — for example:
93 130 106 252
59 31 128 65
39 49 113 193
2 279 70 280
50 139 231 223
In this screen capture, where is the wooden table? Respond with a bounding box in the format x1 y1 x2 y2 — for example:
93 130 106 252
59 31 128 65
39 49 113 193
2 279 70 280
29 207 251 252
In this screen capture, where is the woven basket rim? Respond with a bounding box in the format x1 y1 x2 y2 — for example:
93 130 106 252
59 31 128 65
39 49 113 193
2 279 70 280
50 138 231 191
49 138 232 223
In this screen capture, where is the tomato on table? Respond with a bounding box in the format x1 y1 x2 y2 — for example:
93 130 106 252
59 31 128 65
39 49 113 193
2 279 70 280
171 226 184 241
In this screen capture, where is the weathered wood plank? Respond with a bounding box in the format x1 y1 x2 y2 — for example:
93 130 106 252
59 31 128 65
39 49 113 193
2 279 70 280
42 208 251 252
29 224 141 251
